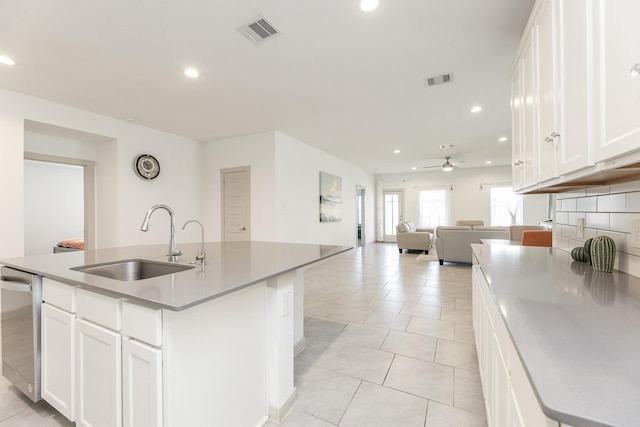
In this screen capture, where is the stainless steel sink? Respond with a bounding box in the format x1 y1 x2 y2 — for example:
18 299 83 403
71 259 194 281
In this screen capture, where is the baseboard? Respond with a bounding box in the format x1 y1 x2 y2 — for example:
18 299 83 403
294 337 306 356
268 388 297 423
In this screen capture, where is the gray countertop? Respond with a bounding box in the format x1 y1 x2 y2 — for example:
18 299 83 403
0 242 351 311
471 243 640 427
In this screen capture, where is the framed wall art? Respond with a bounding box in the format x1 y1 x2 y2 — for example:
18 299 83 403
319 171 342 222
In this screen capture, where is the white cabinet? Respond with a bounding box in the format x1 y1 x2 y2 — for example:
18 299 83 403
41 303 75 421
472 263 567 427
41 278 76 422
76 318 122 427
511 0 594 191
593 0 640 161
534 0 557 183
75 289 123 427
122 338 162 427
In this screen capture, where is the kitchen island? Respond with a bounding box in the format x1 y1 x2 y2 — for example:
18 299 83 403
471 243 640 427
1 241 350 427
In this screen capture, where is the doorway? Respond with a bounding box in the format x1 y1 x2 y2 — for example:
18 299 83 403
356 186 365 247
23 153 96 255
383 190 404 243
221 166 251 241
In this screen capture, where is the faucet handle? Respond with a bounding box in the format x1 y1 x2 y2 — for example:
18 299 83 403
168 249 183 256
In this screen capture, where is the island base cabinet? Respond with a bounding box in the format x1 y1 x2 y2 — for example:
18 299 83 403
76 319 122 427
122 338 162 427
41 303 75 421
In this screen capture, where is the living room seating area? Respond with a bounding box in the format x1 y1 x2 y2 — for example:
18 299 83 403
396 221 433 253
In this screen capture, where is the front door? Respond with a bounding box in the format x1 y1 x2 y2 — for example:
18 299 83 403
383 190 404 243
222 167 251 242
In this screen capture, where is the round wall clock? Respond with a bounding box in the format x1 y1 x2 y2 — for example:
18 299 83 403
135 154 160 180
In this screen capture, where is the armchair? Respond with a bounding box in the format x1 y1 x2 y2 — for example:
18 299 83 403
396 221 433 254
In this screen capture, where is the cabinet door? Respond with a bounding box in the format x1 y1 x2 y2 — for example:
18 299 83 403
76 319 122 427
511 59 525 190
556 0 592 174
41 303 75 421
535 0 558 182
122 338 162 427
594 0 640 161
521 31 537 189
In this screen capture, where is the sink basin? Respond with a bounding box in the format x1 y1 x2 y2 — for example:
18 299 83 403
72 259 194 281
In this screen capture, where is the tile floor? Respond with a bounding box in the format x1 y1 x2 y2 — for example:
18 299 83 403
0 242 486 426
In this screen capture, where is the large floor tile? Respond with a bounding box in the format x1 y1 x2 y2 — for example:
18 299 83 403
364 310 410 331
400 302 442 319
384 355 454 404
340 381 427 427
314 342 394 384
425 401 488 427
454 368 486 415
435 339 479 371
294 366 361 425
380 330 437 362
335 323 389 349
406 316 455 341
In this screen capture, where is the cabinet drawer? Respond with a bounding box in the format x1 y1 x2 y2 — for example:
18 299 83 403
43 277 76 313
122 301 162 347
76 289 122 331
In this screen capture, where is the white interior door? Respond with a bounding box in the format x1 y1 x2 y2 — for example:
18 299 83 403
222 167 251 242
356 186 365 247
383 190 403 243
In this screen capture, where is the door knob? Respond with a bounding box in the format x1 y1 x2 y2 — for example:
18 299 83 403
630 64 640 77
240 226 247 231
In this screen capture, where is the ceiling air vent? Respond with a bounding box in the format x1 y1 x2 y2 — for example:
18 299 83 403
424 73 452 87
238 15 281 44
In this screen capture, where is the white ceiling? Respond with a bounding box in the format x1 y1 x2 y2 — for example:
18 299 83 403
0 0 535 174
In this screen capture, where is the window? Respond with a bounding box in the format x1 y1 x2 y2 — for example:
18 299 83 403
490 187 523 226
418 189 451 228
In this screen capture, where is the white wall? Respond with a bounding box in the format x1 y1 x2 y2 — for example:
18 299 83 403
274 131 376 247
203 131 277 242
24 161 84 255
203 130 376 247
0 88 203 258
379 166 549 229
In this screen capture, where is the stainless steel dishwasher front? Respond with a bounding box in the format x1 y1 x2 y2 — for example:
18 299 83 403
0 266 42 402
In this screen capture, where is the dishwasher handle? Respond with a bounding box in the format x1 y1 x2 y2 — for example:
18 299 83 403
0 275 32 292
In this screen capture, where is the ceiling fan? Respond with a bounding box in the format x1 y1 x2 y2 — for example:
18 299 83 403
423 156 464 172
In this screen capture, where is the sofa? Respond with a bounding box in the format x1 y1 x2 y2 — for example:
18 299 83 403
435 225 509 264
396 221 433 253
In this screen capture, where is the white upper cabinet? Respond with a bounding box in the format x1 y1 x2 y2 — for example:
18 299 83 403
534 0 558 183
556 0 593 174
511 0 603 192
593 0 640 161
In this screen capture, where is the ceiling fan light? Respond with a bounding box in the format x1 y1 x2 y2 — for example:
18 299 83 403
442 163 453 172
360 0 379 12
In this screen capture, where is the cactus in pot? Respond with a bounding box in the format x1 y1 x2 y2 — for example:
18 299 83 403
590 236 616 272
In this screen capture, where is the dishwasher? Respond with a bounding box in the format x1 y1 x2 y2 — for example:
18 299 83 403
0 266 42 402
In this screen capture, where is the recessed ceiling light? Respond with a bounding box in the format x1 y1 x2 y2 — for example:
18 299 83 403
360 0 379 11
184 68 199 78
498 137 508 142
411 167 417 170
470 106 482 113
486 161 492 164
0 55 15 66
393 149 400 154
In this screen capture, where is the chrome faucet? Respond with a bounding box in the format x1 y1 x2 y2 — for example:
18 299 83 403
182 220 206 266
140 204 182 262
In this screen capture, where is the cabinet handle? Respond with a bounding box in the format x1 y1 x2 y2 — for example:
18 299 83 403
631 64 640 77
544 132 560 143
513 160 523 166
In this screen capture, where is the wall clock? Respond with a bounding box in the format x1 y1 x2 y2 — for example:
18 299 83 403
134 154 160 180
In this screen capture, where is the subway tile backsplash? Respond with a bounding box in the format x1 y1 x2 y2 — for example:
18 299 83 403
554 180 640 277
